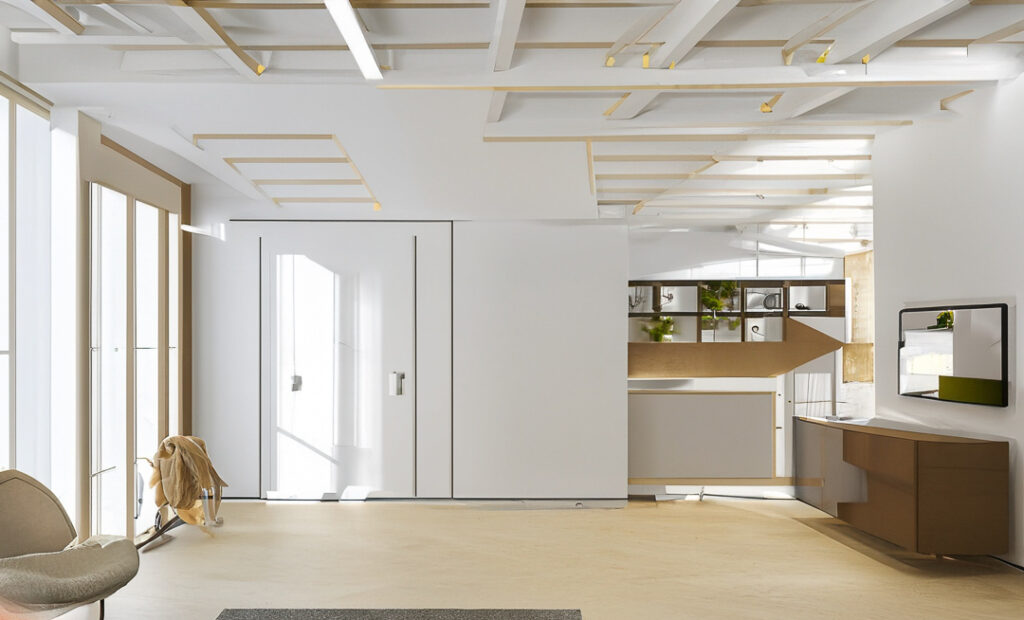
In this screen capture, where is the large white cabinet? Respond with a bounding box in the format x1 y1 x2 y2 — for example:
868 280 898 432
196 220 630 500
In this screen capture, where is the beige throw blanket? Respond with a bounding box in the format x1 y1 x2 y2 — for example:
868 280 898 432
149 436 228 526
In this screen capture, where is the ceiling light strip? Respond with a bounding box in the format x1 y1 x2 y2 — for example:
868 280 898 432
324 0 383 80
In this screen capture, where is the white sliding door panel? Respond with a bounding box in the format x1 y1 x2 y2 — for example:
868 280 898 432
262 225 416 499
253 221 452 500
453 222 628 499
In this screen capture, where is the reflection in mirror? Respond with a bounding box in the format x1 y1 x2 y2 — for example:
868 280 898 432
898 304 1007 407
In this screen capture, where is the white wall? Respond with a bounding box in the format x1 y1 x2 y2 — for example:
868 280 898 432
192 225 262 496
873 76 1024 566
452 221 628 498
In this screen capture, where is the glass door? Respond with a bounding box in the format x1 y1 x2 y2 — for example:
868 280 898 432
134 201 160 534
90 184 129 536
89 185 180 539
261 223 416 500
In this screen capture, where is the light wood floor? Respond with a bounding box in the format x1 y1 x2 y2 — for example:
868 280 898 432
105 498 1024 620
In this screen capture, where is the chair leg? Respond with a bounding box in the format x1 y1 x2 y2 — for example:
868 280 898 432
99 599 105 620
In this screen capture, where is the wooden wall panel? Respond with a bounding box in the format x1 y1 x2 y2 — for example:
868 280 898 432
844 250 874 382
843 342 874 382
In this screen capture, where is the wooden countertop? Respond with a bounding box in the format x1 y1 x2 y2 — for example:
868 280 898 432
795 416 1000 444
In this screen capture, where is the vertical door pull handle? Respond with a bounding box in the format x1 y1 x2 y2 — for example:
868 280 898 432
389 371 406 396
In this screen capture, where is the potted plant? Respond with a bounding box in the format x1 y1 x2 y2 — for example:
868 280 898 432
929 310 954 330
701 281 738 314
701 281 739 332
642 316 675 342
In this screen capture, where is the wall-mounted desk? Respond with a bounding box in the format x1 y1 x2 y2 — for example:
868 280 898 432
794 417 1009 556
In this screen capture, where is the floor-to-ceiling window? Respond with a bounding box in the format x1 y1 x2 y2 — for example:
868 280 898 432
0 78 82 522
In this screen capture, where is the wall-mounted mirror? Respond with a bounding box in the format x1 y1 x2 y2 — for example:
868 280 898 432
898 303 1008 407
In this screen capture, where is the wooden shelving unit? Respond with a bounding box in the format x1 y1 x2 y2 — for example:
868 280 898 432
628 279 846 343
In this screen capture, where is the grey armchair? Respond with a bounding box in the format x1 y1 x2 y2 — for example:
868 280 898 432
0 470 140 619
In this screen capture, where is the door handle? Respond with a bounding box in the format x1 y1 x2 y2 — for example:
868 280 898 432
388 371 406 396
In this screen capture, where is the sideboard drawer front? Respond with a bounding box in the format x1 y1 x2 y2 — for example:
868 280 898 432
843 432 916 488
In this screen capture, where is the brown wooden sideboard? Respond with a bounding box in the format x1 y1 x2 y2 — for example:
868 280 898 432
794 417 1009 556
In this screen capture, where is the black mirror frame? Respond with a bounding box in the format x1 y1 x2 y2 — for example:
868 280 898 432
898 302 1009 408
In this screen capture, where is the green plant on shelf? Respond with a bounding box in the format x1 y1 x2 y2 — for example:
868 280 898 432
701 280 738 313
701 315 741 331
930 310 954 330
642 316 675 342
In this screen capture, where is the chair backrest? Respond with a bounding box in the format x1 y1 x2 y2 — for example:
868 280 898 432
0 469 77 559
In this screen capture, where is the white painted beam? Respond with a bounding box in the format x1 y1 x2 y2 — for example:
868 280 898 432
607 91 660 120
649 0 741 69
93 3 151 34
767 87 856 118
380 62 1009 90
827 0 971 64
167 3 265 78
486 91 508 122
485 0 526 120
973 18 1024 44
604 5 674 63
781 0 874 65
608 0 739 119
13 0 84 35
10 32 187 45
487 0 526 71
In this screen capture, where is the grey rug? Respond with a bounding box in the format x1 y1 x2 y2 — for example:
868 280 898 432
217 611 582 620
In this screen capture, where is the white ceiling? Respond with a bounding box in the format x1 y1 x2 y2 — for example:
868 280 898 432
5 0 1024 247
